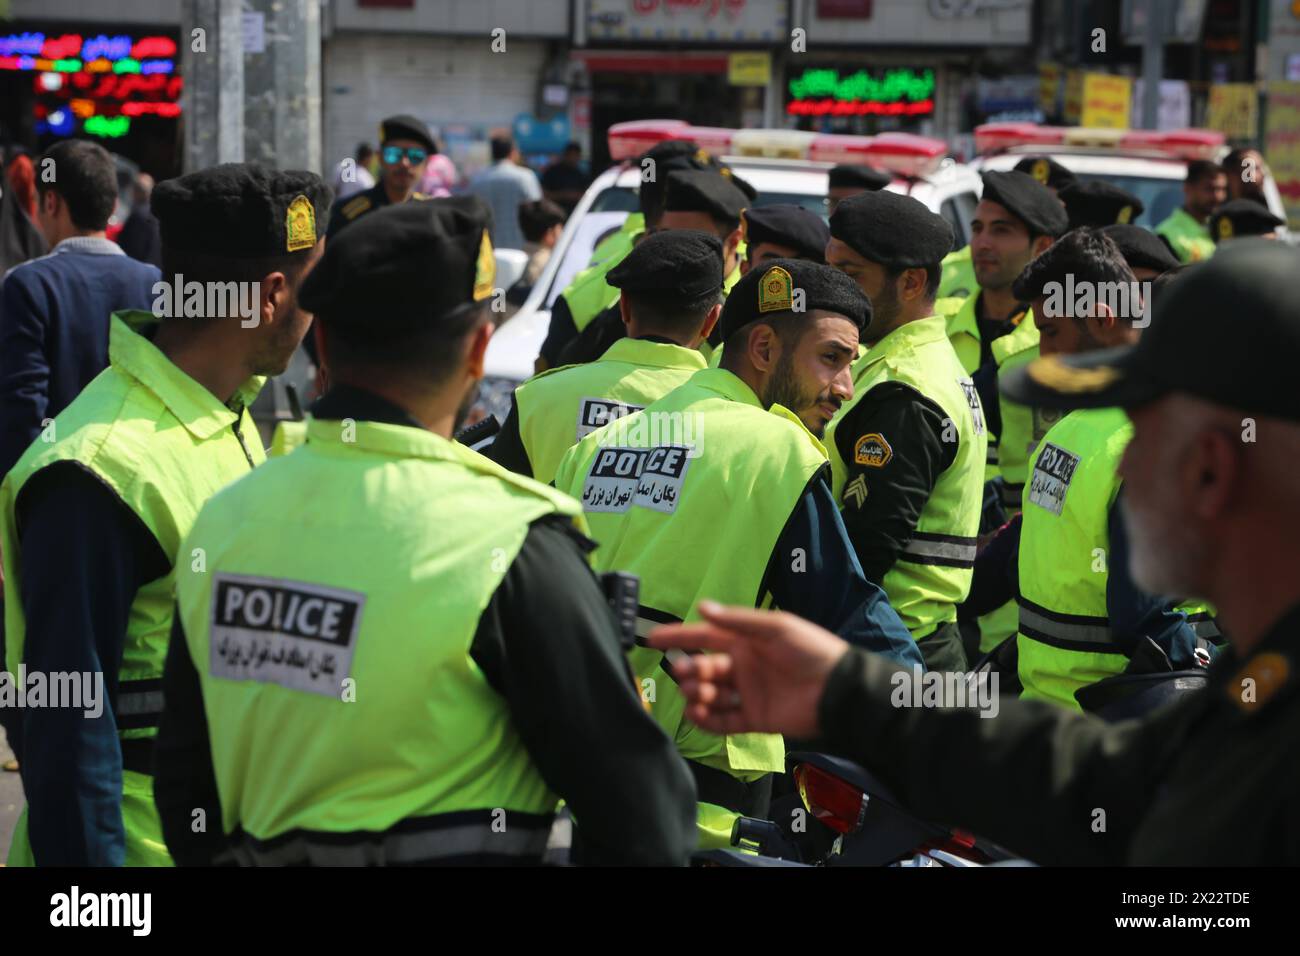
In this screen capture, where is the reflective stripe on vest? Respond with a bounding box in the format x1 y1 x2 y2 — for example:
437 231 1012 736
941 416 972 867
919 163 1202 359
1017 597 1121 653
825 315 988 639
117 678 165 731
900 531 978 568
226 810 554 866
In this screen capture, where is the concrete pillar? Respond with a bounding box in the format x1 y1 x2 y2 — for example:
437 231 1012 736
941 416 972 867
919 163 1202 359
243 0 323 174
181 0 245 172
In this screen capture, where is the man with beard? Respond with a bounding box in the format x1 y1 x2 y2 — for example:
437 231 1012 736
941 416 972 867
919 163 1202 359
647 238 1300 865
824 190 988 671
156 197 697 866
553 259 922 849
0 164 332 866
1154 159 1226 263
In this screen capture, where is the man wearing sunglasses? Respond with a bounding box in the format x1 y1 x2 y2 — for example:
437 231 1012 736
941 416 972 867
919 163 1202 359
326 114 434 240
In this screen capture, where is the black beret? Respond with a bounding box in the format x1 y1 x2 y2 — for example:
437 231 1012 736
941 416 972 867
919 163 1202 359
1012 155 1077 192
152 163 332 259
828 164 892 191
1060 181 1144 229
725 170 758 202
718 258 871 342
1210 199 1285 242
299 195 496 329
379 114 435 153
664 169 749 223
741 204 830 262
606 229 724 299
829 189 954 269
1100 224 1179 274
979 170 1069 238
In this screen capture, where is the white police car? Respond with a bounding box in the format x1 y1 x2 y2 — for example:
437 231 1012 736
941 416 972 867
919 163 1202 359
473 120 983 425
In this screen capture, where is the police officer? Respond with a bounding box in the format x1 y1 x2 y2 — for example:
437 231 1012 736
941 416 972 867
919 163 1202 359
155 198 697 866
649 239 1300 865
553 259 923 848
1210 199 1286 244
539 141 751 370
554 168 753 368
998 229 1214 707
946 171 1068 657
1154 159 1226 263
1101 224 1180 281
739 203 830 274
937 156 1074 302
488 229 724 483
1058 180 1144 230
325 114 434 239
826 163 890 215
0 164 331 866
824 190 988 671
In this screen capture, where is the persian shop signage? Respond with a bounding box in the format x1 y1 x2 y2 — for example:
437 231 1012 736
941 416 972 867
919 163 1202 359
787 67 935 117
587 0 788 43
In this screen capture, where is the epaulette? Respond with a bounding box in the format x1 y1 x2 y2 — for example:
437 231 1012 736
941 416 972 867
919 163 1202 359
411 192 430 201
341 195 372 220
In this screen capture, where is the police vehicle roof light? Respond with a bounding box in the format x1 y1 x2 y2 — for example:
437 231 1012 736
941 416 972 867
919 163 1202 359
974 122 1225 161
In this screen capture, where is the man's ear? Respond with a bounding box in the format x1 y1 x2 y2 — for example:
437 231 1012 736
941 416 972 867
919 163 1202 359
1092 300 1118 334
40 189 59 218
724 225 743 261
1031 234 1055 259
618 290 634 329
465 318 493 380
698 302 722 343
901 266 927 303
258 272 289 328
748 322 778 373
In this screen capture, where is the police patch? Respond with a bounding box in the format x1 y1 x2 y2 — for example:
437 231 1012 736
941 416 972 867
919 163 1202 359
959 377 985 436
1027 442 1080 516
473 231 495 301
1031 158 1049 185
853 433 892 468
209 573 364 697
581 445 693 515
1217 216 1234 240
758 265 793 313
1117 204 1133 225
286 195 316 252
576 397 645 440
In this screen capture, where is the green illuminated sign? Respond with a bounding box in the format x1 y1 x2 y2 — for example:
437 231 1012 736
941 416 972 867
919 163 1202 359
789 67 935 104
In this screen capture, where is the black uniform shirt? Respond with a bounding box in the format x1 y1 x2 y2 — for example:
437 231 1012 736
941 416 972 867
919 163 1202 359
816 603 1300 864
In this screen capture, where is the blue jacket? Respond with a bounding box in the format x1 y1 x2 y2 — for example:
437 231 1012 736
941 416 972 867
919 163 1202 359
0 237 160 478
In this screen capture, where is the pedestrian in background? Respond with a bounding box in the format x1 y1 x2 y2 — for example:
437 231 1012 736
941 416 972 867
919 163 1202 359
541 141 591 216
0 139 160 481
117 172 162 268
468 135 541 251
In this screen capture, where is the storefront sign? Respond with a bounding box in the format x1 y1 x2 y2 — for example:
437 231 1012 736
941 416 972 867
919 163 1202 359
1063 69 1084 124
1266 82 1300 226
1130 79 1190 130
1206 83 1258 140
728 51 770 86
1080 73 1131 129
786 66 935 117
587 0 787 43
0 31 184 140
1039 63 1061 116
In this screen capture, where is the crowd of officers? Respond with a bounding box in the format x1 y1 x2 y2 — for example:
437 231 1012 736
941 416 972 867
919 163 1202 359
0 111 1295 867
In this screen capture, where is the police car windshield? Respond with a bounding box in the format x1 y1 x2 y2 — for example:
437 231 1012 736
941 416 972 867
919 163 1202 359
1072 173 1182 229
